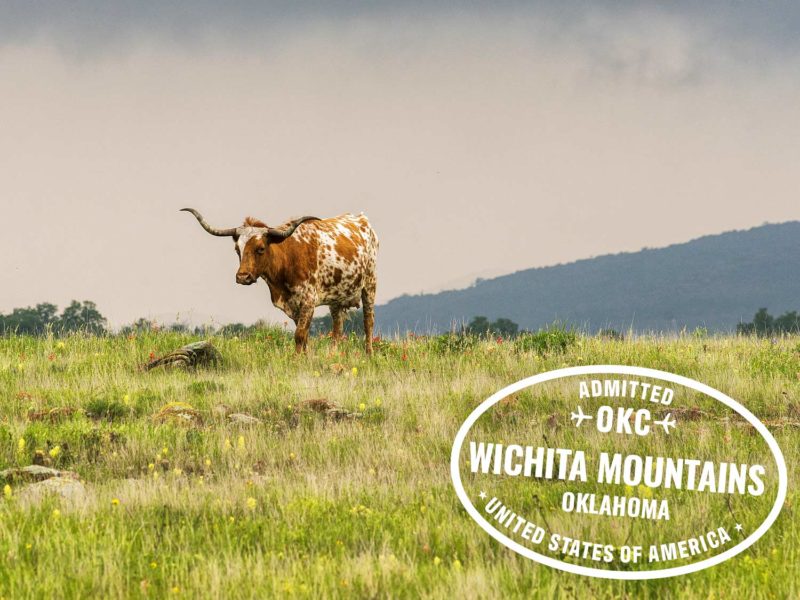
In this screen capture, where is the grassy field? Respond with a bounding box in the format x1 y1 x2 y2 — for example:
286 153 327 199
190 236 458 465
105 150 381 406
0 329 797 598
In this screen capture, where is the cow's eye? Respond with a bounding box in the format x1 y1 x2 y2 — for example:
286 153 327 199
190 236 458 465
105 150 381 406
256 247 266 255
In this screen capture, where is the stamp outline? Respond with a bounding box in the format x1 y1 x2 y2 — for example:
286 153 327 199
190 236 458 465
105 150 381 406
450 365 788 580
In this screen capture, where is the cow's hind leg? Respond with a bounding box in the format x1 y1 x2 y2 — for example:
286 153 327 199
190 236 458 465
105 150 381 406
362 282 376 356
330 305 344 348
294 304 315 354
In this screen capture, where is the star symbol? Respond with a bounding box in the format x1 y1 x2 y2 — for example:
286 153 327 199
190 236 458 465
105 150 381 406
735 523 743 533
478 491 487 500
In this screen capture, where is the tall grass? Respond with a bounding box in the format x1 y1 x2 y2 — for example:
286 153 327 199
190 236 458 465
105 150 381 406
0 331 797 598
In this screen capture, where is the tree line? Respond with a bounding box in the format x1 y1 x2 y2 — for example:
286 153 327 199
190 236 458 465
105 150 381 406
736 308 800 336
0 302 234 336
0 301 106 335
2 302 799 337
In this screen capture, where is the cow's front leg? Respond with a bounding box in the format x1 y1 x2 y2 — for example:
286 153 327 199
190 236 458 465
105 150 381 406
294 304 315 354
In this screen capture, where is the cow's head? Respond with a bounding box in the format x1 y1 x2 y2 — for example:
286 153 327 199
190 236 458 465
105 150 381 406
181 208 318 286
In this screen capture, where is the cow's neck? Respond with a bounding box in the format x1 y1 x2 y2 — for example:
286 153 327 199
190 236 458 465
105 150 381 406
260 240 292 286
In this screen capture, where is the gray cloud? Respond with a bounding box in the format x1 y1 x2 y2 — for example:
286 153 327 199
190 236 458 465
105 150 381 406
2 2 799 60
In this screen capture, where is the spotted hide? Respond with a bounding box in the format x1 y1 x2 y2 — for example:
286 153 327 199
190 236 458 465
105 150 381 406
182 208 379 354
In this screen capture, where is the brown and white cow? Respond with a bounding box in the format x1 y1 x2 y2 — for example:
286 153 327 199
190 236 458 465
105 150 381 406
181 208 379 354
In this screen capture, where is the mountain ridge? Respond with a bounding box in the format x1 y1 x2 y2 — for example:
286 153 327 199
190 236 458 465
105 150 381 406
375 221 800 334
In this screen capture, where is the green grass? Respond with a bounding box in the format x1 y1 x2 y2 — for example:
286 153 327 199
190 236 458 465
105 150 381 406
0 330 797 598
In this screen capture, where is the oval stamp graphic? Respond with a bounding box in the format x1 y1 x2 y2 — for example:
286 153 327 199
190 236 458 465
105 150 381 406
450 366 787 579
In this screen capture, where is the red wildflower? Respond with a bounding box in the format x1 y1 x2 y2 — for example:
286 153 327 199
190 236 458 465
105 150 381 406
48 353 56 361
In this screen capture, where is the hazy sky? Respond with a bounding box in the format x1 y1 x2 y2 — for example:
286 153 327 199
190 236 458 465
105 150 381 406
1 2 799 327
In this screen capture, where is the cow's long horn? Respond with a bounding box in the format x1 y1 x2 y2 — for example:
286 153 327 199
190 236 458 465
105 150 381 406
180 208 239 237
267 216 320 239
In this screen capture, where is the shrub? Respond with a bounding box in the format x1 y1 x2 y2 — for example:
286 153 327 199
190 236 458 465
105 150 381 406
430 333 479 354
514 324 578 355
85 397 129 421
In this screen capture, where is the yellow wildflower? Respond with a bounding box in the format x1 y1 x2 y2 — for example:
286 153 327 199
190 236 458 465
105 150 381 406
49 446 61 459
224 438 232 451
52 509 61 519
17 438 25 453
237 435 245 451
56 341 65 350
111 498 120 506
358 403 366 411
16 364 23 372
148 463 155 471
289 452 296 461
150 562 158 569
638 485 653 499
351 367 358 376
173 468 182 476
246 497 257 511
204 458 211 467
161 447 168 456
3 484 11 499
433 556 442 566
122 394 130 404
453 559 462 570
374 398 382 407
171 586 181 594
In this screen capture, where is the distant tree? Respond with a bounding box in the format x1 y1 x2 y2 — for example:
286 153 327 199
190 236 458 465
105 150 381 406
218 323 249 336
56 300 107 334
774 311 800 333
0 304 57 334
35 303 59 327
738 308 800 336
465 316 491 336
0 301 107 335
465 316 520 337
492 318 519 337
193 324 217 336
120 318 157 335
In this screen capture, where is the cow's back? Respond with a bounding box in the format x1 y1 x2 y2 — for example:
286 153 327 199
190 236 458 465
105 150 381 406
300 213 377 307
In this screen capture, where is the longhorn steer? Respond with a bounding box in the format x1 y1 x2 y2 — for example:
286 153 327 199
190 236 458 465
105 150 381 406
181 208 379 354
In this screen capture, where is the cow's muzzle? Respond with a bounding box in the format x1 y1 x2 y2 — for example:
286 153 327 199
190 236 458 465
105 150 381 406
236 272 257 285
